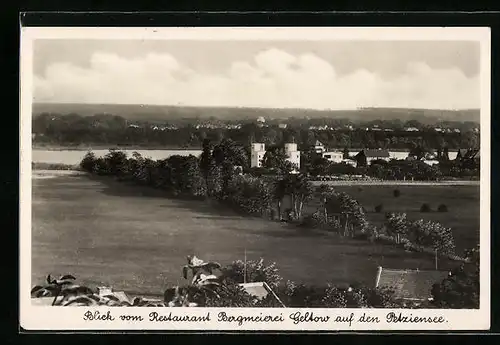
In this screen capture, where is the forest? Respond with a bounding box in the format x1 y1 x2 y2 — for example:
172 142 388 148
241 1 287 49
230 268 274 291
32 113 480 151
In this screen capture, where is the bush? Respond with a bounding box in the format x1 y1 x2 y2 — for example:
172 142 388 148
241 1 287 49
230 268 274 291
409 219 456 254
80 151 96 172
437 204 448 212
420 203 432 213
224 175 273 215
326 192 369 235
393 189 401 198
385 212 409 240
282 281 331 307
220 258 282 290
374 204 384 213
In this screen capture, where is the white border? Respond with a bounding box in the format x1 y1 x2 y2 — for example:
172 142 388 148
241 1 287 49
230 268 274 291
19 26 491 331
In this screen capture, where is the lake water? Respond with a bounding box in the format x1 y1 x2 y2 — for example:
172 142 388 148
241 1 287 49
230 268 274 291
32 149 458 165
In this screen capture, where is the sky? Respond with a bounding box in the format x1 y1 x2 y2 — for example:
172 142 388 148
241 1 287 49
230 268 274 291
32 39 481 110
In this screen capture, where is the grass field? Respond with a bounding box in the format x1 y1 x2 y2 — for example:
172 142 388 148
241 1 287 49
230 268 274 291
298 184 480 254
30 173 475 296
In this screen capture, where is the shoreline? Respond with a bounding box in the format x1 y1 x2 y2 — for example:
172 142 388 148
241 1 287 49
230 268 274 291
32 144 203 151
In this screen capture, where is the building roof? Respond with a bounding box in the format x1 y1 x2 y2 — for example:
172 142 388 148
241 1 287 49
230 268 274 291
457 148 480 160
375 267 450 300
315 140 325 147
239 282 269 299
239 282 286 306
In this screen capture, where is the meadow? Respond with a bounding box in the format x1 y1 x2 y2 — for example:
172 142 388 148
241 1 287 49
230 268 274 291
315 184 477 253
31 173 473 296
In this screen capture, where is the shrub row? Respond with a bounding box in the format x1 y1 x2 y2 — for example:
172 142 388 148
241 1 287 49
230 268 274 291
383 213 456 256
33 252 477 308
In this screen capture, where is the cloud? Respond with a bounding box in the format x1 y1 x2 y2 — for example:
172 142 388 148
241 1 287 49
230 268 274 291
33 49 480 110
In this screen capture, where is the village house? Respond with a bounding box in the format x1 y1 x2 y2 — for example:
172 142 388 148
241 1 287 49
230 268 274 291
250 143 266 168
313 140 326 154
284 143 301 170
322 151 344 163
355 149 390 166
375 266 450 302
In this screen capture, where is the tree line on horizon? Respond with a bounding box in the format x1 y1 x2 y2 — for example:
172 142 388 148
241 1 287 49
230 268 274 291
32 113 480 151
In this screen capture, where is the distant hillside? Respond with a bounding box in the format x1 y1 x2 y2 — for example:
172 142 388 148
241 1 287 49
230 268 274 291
32 103 480 124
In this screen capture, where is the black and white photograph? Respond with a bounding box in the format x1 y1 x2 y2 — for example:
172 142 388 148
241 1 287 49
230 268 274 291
20 27 490 331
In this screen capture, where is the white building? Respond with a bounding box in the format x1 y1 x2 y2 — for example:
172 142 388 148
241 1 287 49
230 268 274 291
314 140 326 154
423 160 440 166
322 151 343 163
342 158 357 166
250 143 266 168
250 142 300 170
284 143 301 170
404 127 419 132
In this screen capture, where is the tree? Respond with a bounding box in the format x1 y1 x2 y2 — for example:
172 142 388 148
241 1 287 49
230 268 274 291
272 178 288 221
385 213 409 244
368 163 386 180
310 156 331 177
342 147 350 159
80 151 97 172
431 245 479 308
442 146 450 161
436 147 442 160
206 160 223 198
212 139 249 196
103 149 128 177
262 145 291 174
354 150 367 168
183 156 207 198
221 258 282 289
409 144 427 160
225 175 273 215
200 138 213 180
409 219 455 255
316 184 335 221
284 174 314 220
326 192 369 236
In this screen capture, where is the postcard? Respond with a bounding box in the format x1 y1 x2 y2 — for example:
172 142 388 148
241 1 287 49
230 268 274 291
20 26 490 331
